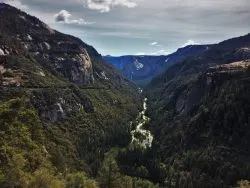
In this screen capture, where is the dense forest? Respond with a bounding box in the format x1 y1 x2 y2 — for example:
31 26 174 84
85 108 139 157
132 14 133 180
144 34 250 187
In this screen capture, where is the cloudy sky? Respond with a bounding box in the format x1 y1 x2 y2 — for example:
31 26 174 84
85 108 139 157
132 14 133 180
2 0 250 56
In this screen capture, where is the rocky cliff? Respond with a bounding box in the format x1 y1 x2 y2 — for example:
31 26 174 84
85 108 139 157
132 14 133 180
0 3 133 88
0 3 95 85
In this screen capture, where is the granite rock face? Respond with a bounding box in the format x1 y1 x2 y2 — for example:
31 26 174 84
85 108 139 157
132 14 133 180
0 3 96 85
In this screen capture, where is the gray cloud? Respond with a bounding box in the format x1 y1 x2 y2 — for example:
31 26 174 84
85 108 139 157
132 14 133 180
3 0 250 55
83 0 137 12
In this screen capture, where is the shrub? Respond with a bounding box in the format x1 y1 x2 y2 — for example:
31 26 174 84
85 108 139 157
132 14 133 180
27 169 65 188
66 172 98 188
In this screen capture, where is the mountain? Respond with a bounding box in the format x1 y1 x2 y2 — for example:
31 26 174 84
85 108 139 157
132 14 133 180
0 3 135 88
103 45 211 85
0 3 159 187
143 33 250 187
1 3 250 188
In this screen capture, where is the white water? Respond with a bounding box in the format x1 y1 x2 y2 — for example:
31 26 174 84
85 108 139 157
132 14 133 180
131 98 153 149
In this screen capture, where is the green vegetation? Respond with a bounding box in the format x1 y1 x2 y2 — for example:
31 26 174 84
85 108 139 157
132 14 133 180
0 98 54 187
1 3 250 188
65 172 98 188
0 93 159 187
145 72 250 186
144 34 250 187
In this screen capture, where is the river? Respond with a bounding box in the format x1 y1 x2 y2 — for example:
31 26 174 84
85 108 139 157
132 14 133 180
131 98 153 149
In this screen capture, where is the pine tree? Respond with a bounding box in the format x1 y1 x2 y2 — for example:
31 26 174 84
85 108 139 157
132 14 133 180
99 154 121 188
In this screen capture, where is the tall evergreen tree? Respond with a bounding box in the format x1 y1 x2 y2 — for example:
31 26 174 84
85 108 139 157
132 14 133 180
99 154 121 188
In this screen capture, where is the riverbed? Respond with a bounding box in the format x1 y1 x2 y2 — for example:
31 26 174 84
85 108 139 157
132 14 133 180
131 98 153 149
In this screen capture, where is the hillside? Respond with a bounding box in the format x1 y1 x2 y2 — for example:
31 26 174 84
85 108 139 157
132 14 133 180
144 33 250 187
103 45 210 85
0 3 158 187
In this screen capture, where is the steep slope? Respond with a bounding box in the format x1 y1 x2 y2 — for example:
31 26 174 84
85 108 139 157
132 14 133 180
145 33 250 187
0 3 132 88
103 45 211 85
0 3 144 187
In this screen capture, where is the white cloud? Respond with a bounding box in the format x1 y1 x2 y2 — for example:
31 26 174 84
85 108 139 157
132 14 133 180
83 0 137 13
113 0 137 8
135 52 145 56
150 41 158 46
54 10 94 25
150 42 163 47
182 40 200 47
151 49 170 56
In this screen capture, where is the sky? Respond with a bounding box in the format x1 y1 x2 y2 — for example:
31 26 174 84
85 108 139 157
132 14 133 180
2 0 250 56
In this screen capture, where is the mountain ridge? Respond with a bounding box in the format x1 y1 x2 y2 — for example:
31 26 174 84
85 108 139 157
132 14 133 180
103 44 211 85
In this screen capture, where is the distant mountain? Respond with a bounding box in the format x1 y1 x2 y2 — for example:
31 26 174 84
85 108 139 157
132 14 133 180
103 45 211 85
143 33 250 187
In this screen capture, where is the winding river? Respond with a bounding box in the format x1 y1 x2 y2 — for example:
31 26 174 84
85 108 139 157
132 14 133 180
131 98 153 149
